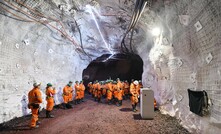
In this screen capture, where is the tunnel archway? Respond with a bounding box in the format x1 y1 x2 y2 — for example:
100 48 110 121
82 53 143 85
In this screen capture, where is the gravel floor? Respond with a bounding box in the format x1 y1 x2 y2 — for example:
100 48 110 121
0 95 190 134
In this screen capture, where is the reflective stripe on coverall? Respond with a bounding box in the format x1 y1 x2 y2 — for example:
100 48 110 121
28 87 42 128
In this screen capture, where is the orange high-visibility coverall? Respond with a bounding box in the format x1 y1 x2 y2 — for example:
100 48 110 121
46 87 56 111
117 89 123 101
93 83 97 98
88 83 93 94
93 83 101 98
80 83 85 99
117 81 123 98
154 99 157 108
123 82 130 95
106 83 113 100
92 83 96 96
68 86 73 102
113 84 118 99
102 84 107 96
28 87 42 128
75 84 81 100
97 83 102 99
63 85 71 103
130 83 139 105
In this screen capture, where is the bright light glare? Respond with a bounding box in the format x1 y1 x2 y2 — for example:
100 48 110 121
151 27 161 36
85 5 113 54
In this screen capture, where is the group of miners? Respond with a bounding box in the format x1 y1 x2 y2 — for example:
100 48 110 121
27 78 156 129
27 80 85 129
87 78 142 110
62 81 86 109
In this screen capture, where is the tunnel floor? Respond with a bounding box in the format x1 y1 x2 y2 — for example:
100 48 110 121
0 95 190 134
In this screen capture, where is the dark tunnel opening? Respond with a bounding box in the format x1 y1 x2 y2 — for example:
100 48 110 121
82 53 143 85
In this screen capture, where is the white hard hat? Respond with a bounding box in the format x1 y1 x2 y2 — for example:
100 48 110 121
134 80 139 85
33 82 41 87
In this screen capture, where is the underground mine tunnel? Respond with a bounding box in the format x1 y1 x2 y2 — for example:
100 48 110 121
0 0 221 133
82 53 143 84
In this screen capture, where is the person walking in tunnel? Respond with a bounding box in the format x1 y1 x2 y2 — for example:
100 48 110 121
130 80 139 112
74 81 81 105
28 82 42 129
63 82 73 109
79 81 85 102
45 83 56 118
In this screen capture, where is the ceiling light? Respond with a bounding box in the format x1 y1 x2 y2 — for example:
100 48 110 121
151 27 161 36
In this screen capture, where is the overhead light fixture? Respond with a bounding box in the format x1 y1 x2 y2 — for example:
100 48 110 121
151 27 161 36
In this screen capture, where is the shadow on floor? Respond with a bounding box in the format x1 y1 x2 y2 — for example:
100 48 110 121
133 114 154 120
119 108 132 112
0 124 31 132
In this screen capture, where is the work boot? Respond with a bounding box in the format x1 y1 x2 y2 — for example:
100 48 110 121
48 111 55 118
46 110 49 118
108 100 111 105
119 100 122 106
46 111 55 118
67 103 73 109
134 103 138 111
74 100 77 105
132 105 136 112
30 125 39 129
77 99 80 104
62 103 67 109
36 121 41 125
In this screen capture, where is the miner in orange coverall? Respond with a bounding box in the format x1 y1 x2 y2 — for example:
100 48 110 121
68 81 73 102
79 81 85 102
92 81 96 98
130 80 139 112
97 81 102 103
93 80 100 102
123 80 130 99
28 82 42 128
101 82 107 98
113 81 118 104
45 83 56 118
106 80 113 105
74 81 81 104
63 82 73 109
87 82 93 95
116 78 123 106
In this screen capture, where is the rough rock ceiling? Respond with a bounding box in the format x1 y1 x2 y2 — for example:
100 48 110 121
1 0 221 133
0 0 156 59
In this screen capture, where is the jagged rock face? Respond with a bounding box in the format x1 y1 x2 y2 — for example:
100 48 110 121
0 0 221 133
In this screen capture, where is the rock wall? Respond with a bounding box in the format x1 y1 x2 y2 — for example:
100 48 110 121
1 0 221 133
0 1 89 123
139 0 221 133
